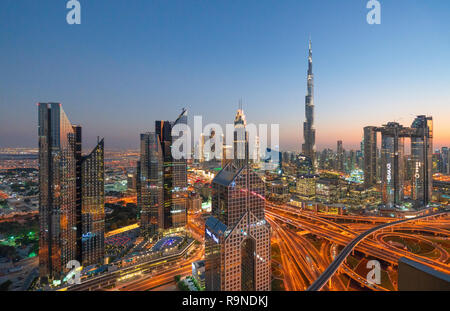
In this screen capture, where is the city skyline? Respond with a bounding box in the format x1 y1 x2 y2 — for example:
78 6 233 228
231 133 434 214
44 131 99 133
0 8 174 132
2 0 450 296
1 1 450 151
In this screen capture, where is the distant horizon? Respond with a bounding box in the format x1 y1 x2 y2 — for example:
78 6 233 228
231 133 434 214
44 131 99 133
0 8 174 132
1 109 449 156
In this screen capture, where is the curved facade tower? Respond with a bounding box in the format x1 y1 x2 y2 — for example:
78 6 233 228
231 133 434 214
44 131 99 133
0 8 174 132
38 103 105 283
38 103 77 282
302 40 316 167
154 108 188 233
137 132 163 236
80 138 105 267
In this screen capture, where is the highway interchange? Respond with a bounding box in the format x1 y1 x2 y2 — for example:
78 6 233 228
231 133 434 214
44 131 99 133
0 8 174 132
92 203 449 292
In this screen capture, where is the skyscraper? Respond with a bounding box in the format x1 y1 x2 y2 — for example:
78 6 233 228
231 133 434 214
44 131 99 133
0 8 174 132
380 122 406 208
233 106 249 169
445 148 450 175
73 125 83 265
444 147 450 175
302 39 316 167
38 103 104 283
205 161 271 291
439 147 448 174
348 149 356 172
80 138 105 267
137 133 163 236
205 111 271 291
411 116 433 206
155 109 188 232
336 140 344 172
364 126 378 188
38 103 77 282
363 116 433 208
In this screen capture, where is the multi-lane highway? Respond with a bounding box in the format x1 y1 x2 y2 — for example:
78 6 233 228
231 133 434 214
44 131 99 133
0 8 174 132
307 211 449 291
265 201 450 291
115 245 204 291
65 181 450 292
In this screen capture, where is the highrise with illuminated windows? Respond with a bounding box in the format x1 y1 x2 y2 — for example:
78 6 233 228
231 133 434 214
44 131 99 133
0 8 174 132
302 39 316 167
38 103 105 283
410 115 433 206
364 126 378 188
38 103 77 282
155 109 188 232
380 122 406 207
205 110 271 291
363 116 433 208
80 138 105 267
205 162 271 291
137 132 163 236
336 140 344 172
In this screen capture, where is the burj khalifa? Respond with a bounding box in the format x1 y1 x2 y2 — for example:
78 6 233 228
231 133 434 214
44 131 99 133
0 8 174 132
302 39 316 167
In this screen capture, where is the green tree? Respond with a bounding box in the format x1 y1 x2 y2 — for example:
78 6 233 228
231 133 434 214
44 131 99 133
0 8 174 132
177 280 189 291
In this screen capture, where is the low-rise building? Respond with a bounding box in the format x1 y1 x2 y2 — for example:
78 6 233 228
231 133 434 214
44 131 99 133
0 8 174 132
296 174 318 200
192 260 205 290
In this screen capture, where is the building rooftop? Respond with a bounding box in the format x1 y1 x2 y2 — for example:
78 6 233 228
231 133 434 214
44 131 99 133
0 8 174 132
212 162 244 187
205 216 227 236
399 257 450 283
193 260 205 268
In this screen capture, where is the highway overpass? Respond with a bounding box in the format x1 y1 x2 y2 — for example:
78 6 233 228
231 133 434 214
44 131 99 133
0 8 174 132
307 211 449 291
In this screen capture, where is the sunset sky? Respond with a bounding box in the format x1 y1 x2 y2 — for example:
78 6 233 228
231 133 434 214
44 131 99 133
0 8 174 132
0 0 449 152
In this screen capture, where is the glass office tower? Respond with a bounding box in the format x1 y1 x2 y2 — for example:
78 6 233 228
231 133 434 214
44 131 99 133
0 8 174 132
205 162 271 291
38 103 77 282
155 109 188 232
363 126 378 188
81 138 105 266
380 123 405 208
411 116 433 206
302 40 316 167
336 140 344 172
171 109 188 229
137 132 164 236
363 116 433 208
205 163 271 291
39 103 105 283
205 110 271 291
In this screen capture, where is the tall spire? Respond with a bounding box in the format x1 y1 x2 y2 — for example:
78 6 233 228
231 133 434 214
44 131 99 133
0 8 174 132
308 38 313 75
302 38 316 168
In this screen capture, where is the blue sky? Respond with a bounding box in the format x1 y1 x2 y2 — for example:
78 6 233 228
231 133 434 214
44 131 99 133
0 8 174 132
0 0 449 151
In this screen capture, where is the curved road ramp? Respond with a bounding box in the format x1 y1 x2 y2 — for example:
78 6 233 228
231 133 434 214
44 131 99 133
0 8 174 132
307 211 449 291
